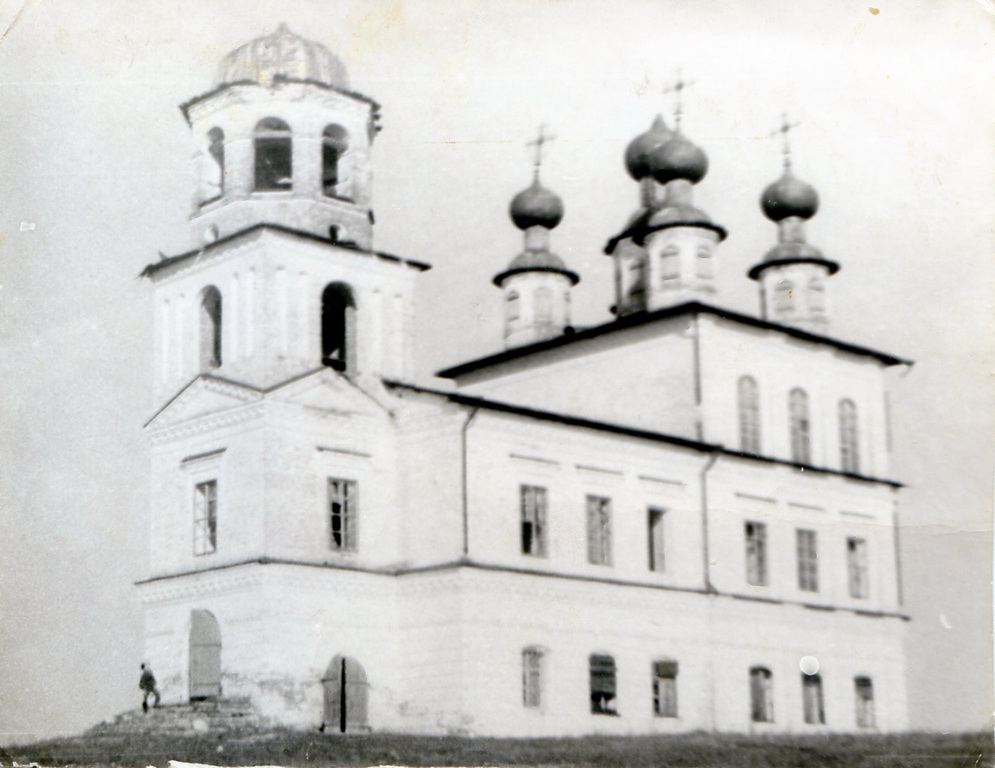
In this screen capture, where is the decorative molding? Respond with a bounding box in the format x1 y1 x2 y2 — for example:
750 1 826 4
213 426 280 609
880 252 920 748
509 453 560 467
181 448 227 466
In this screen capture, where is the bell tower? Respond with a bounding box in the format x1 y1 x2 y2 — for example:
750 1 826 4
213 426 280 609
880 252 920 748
183 23 379 249
144 25 427 400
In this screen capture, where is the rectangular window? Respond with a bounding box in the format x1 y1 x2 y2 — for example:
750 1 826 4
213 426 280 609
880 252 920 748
193 480 218 555
520 485 548 557
586 496 612 566
590 654 617 715
802 674 825 724
652 660 678 717
847 537 868 598
745 521 768 586
648 508 666 572
796 528 819 592
522 647 543 709
855 677 875 727
329 478 358 551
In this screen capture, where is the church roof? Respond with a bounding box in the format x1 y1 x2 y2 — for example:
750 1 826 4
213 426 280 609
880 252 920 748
436 300 911 377
140 224 430 280
216 24 350 90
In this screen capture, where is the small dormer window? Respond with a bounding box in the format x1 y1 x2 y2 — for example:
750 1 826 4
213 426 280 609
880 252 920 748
695 243 714 278
661 245 680 281
775 280 793 313
254 117 292 191
322 124 350 198
809 277 826 313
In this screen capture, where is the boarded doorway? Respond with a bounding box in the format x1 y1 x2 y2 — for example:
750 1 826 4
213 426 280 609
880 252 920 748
189 610 221 700
321 656 368 733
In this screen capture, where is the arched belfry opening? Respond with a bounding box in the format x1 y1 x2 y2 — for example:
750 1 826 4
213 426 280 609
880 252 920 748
254 117 292 191
321 655 368 733
189 609 221 700
321 283 356 371
205 127 225 201
322 124 350 198
199 285 222 369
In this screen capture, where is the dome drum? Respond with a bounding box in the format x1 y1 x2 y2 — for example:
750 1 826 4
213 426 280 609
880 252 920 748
748 253 840 281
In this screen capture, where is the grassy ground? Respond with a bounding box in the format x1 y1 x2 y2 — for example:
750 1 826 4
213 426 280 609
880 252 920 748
2 730 992 768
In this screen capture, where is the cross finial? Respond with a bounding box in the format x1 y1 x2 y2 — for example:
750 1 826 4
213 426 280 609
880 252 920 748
663 70 695 131
527 124 555 180
770 113 800 170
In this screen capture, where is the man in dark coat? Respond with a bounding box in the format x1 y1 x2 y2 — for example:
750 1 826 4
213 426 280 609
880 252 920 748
140 663 161 712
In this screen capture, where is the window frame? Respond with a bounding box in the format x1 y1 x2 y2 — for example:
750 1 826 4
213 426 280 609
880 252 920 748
586 495 613 566
522 646 544 709
847 536 869 598
652 659 679 718
749 666 774 723
854 676 876 728
745 520 768 587
801 673 826 725
589 653 618 715
789 387 811 464
737 375 761 454
520 485 548 558
328 477 358 552
648 507 666 573
193 479 218 556
796 528 819 592
839 398 860 474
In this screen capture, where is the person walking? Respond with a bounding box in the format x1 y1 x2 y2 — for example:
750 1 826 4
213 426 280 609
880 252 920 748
139 663 161 712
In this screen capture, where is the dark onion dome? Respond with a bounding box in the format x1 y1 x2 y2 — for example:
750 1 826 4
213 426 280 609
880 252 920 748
510 177 564 230
761 170 819 221
624 115 674 181
648 135 709 185
216 24 350 90
493 249 580 287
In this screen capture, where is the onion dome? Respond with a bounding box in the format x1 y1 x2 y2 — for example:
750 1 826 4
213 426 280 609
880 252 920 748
510 177 564 230
761 170 819 221
625 116 674 181
216 24 350 89
648 135 709 185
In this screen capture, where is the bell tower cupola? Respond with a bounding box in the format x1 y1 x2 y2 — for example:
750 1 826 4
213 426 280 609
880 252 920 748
493 128 579 349
748 115 839 332
182 24 380 249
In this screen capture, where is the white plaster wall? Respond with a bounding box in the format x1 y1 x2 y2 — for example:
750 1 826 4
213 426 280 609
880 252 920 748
698 316 892 478
455 319 699 439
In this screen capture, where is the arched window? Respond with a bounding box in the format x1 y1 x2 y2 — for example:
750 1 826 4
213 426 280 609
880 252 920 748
738 376 761 453
749 666 774 723
522 647 544 709
695 243 714 278
199 286 222 369
789 387 811 464
321 283 356 371
506 291 520 324
839 398 859 473
535 287 553 324
775 280 794 312
254 117 292 191
801 673 825 724
589 654 617 715
854 676 875 727
202 127 225 203
809 277 826 313
661 245 680 281
627 253 647 300
322 124 350 198
652 659 678 717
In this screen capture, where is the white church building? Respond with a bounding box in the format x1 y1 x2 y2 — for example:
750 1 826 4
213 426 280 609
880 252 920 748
137 26 910 736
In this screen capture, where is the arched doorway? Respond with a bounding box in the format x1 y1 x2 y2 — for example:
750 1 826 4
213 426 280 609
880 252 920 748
189 610 221 700
321 655 368 733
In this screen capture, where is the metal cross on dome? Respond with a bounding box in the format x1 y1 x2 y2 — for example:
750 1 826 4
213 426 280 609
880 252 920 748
771 113 801 170
527 124 555 178
663 70 695 131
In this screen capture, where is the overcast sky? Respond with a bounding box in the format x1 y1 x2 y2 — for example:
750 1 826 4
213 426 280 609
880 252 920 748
0 0 991 741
